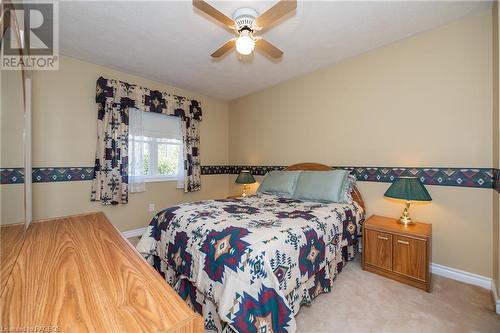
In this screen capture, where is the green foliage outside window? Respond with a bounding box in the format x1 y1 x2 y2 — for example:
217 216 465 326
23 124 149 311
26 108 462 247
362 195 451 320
158 143 179 175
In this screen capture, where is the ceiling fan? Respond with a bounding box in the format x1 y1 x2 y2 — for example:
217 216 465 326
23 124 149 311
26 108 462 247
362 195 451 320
193 0 297 59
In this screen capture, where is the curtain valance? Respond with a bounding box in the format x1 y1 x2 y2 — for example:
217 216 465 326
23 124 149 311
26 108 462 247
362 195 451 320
95 77 202 120
91 77 202 205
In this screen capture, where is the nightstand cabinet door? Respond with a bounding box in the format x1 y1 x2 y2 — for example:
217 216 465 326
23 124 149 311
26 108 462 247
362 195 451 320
364 230 392 271
393 235 427 281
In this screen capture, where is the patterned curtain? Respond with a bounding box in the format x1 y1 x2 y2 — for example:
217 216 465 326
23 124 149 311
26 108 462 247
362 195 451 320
91 77 203 205
173 96 202 192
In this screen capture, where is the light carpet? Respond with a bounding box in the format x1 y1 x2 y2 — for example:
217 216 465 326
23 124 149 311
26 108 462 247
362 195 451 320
295 257 500 332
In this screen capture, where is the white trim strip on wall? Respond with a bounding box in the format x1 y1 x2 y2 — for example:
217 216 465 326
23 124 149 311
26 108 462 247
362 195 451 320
491 281 500 315
24 77 32 229
431 262 491 290
122 227 147 239
122 227 493 292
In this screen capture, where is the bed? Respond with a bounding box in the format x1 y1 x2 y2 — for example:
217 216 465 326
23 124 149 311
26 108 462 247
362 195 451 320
136 163 365 333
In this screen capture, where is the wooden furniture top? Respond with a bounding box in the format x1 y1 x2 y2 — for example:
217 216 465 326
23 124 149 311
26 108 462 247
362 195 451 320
0 224 25 296
285 162 365 211
1 212 202 333
285 163 333 172
364 215 432 239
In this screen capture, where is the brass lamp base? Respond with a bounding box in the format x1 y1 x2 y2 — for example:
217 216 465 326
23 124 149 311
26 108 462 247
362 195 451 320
398 201 415 226
241 184 249 197
399 215 414 226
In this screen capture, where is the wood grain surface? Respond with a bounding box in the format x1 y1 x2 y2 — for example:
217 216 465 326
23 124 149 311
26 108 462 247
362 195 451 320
0 212 202 332
0 224 25 297
393 235 427 282
364 230 392 271
364 215 432 239
363 215 431 292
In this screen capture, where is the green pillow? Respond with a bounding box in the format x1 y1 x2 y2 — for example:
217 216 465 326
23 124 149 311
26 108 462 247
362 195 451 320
257 171 302 197
293 170 349 203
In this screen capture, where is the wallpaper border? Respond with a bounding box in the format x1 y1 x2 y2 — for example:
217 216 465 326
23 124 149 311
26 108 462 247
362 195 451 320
1 166 497 190
494 168 500 193
202 165 495 189
1 167 94 184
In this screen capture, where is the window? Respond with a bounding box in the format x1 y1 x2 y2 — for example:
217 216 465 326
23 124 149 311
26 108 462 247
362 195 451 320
129 109 183 183
130 136 181 181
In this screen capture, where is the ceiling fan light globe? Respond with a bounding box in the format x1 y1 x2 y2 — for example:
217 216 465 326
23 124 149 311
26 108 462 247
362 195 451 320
235 35 255 55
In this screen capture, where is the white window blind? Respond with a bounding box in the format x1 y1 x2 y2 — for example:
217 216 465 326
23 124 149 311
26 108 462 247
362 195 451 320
142 111 182 139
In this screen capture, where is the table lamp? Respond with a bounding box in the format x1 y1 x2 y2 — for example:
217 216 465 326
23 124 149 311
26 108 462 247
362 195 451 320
235 170 256 197
384 177 432 225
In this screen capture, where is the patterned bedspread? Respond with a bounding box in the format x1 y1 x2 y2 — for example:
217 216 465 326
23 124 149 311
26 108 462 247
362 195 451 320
136 193 364 333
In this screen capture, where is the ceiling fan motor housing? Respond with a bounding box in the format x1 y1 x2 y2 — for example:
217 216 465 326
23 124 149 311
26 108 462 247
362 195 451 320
233 7 259 32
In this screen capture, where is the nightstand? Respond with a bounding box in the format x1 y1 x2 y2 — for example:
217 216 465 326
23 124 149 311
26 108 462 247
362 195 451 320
227 194 242 199
362 215 432 292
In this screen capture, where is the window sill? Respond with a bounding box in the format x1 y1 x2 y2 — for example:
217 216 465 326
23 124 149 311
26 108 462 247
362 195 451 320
144 176 178 183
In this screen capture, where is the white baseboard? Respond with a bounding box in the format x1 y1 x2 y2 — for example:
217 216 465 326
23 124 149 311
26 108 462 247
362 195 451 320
122 227 146 239
492 280 500 315
431 262 491 290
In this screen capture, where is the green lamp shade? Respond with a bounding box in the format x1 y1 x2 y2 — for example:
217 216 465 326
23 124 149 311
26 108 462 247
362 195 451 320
235 170 256 184
384 177 432 202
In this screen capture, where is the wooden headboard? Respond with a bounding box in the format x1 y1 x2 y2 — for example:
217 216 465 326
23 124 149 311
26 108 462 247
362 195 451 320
285 163 365 212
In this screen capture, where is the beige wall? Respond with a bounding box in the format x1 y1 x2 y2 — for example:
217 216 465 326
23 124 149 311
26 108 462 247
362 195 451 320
229 10 493 277
29 55 230 231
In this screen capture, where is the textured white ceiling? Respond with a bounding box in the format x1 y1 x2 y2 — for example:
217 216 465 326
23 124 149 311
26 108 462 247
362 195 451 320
59 1 491 100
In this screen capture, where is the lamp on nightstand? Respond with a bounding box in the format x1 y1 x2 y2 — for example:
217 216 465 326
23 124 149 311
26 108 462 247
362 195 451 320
235 170 256 197
384 177 432 226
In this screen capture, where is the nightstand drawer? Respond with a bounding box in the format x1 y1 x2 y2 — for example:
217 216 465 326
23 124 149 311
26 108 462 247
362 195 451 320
393 235 427 282
364 230 392 271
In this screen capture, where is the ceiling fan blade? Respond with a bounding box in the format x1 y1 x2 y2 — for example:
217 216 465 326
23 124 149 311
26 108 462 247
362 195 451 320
256 39 283 59
193 0 234 28
255 0 297 29
211 39 235 58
